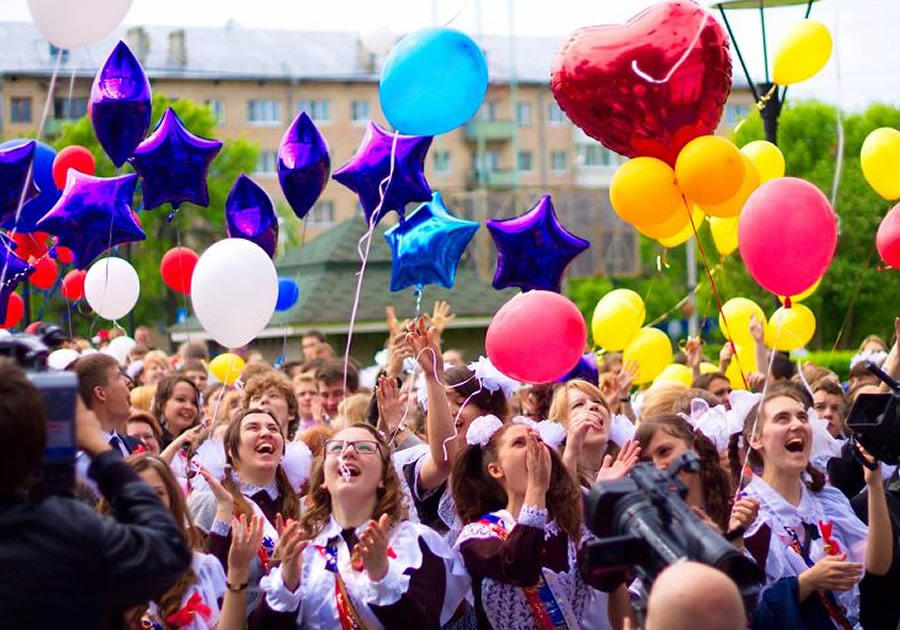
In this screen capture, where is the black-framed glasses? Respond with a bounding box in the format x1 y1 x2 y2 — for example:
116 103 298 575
323 439 381 456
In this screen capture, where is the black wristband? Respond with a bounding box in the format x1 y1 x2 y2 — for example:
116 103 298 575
724 526 746 542
618 397 631 403
226 581 248 592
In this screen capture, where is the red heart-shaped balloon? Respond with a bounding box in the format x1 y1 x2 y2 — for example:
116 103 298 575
551 1 732 166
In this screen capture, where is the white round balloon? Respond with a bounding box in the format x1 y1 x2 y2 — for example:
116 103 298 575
28 0 133 50
105 335 136 366
84 257 140 321
191 238 278 348
47 348 80 371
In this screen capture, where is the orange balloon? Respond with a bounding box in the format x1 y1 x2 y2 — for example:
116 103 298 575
610 157 682 226
701 155 761 218
633 196 692 239
675 136 745 206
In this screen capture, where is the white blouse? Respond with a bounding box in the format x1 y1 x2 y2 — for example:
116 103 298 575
143 552 226 630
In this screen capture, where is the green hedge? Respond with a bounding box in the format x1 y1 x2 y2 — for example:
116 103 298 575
797 350 856 381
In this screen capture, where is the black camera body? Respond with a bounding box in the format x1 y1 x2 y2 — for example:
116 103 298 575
580 454 762 613
847 361 900 467
0 325 78 498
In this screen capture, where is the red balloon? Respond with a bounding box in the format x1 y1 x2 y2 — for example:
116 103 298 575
61 269 87 300
876 203 900 269
30 256 58 290
52 145 96 190
1 292 24 329
739 178 838 297
550 1 731 167
55 245 74 265
486 291 587 384
160 246 199 294
10 231 50 262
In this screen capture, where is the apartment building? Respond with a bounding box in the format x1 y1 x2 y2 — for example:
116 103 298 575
0 21 754 277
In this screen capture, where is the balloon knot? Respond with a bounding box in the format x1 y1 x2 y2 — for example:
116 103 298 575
784 296 792 308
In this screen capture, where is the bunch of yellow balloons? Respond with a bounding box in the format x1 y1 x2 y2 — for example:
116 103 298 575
861 127 900 201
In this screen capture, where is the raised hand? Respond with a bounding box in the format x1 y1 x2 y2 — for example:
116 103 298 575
277 520 309 591
426 300 456 335
719 343 734 372
616 360 638 399
356 513 391 582
376 375 407 435
199 467 234 524
228 514 264 582
799 553 863 597
728 496 759 534
595 440 641 483
749 313 765 343
386 329 414 378
405 317 442 379
525 431 552 499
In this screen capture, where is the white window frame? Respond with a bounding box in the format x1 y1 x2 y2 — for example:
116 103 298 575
548 102 566 126
206 98 226 125
433 150 452 174
255 150 278 176
248 99 281 125
350 99 370 125
297 99 331 124
517 150 533 173
550 150 567 173
307 200 335 227
516 101 532 127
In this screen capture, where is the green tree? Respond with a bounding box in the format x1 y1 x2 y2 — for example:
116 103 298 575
47 93 259 335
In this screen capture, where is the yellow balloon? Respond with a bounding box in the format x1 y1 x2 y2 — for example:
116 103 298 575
610 157 682 226
724 343 758 391
633 197 692 240
773 19 833 86
653 363 693 387
778 277 821 304
675 136 745 206
209 352 245 386
700 361 719 375
623 327 673 385
709 216 739 257
765 304 816 351
700 155 760 218
741 140 785 184
592 289 646 351
658 205 705 248
861 127 900 200
718 298 764 346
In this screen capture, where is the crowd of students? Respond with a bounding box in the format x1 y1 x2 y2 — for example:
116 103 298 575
33 304 900 628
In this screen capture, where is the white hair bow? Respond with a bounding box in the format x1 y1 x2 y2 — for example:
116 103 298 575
512 416 567 450
468 356 522 399
466 414 504 447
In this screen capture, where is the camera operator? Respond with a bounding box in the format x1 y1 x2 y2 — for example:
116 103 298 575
0 359 192 629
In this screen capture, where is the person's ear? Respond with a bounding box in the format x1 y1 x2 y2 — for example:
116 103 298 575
747 428 764 453
486 460 504 481
93 384 108 404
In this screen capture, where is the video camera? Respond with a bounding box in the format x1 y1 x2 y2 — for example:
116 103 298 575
846 361 900 468
579 453 762 618
0 324 78 498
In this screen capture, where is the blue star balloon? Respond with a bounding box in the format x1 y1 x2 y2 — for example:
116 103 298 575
91 41 152 167
0 139 59 233
0 140 40 228
278 111 330 220
128 108 223 210
384 191 479 292
487 195 590 293
333 121 432 226
35 171 145 269
225 174 279 259
0 233 34 323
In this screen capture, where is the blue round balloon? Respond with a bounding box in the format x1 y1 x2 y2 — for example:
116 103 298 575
0 139 60 232
379 27 488 136
275 277 301 312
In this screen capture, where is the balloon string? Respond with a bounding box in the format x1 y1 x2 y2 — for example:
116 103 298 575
755 84 779 112
830 244 877 353
95 167 121 332
342 130 400 396
631 12 708 84
685 198 750 390
174 223 192 347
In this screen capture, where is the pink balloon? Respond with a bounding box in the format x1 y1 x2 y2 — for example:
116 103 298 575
486 290 587 384
738 178 837 297
876 203 900 269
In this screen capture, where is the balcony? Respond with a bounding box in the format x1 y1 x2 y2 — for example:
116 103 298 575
463 119 516 142
467 169 518 190
574 165 617 189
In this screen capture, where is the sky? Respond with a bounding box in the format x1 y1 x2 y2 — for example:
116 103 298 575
1 0 897 110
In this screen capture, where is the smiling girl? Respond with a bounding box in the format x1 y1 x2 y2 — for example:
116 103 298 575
153 375 201 450
741 385 892 629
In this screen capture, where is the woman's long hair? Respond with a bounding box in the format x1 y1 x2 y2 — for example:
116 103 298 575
300 423 406 540
740 383 824 492
451 423 583 542
99 454 199 629
634 414 734 531
222 409 300 521
548 380 620 487
445 366 509 420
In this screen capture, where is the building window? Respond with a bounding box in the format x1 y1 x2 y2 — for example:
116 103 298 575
351 100 370 123
205 98 225 124
550 151 567 173
479 100 497 121
433 150 451 174
248 99 280 124
298 99 330 123
516 101 532 127
53 97 88 120
548 102 566 125
725 103 750 127
517 150 533 172
578 144 624 168
308 201 335 226
256 150 278 175
10 97 31 123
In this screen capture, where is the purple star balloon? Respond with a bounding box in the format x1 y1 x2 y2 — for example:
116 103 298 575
332 121 432 226
225 174 279 259
91 41 152 167
384 191 479 292
278 111 330 220
35 171 145 269
128 108 223 210
487 195 590 293
0 233 35 323
0 140 40 228
558 352 599 384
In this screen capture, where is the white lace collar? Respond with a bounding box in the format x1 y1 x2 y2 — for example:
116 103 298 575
233 472 279 502
746 475 824 531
